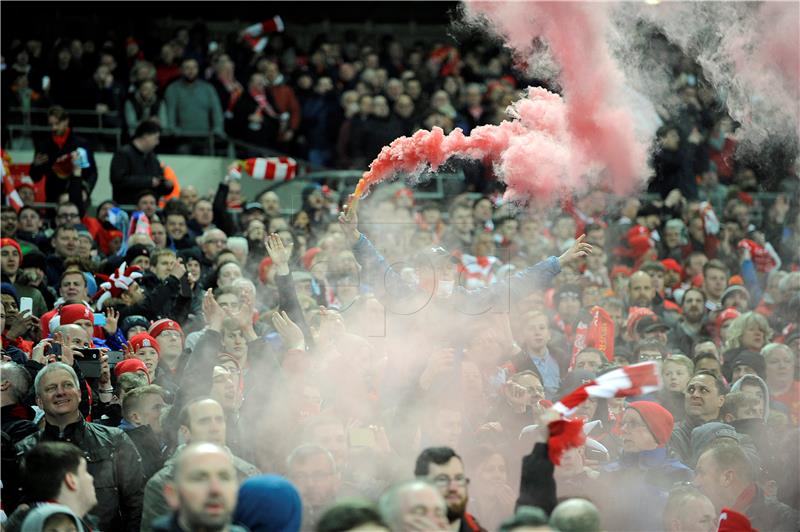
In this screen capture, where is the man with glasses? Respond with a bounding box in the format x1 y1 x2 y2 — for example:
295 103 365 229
55 202 82 226
286 444 341 529
414 447 485 531
597 401 691 531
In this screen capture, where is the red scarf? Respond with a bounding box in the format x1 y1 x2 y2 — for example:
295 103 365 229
732 484 757 512
250 88 279 119
219 75 243 112
52 127 71 149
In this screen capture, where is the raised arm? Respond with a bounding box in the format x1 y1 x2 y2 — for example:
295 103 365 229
267 233 315 349
338 201 411 300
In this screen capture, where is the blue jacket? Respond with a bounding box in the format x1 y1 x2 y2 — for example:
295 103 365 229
352 233 561 315
599 447 692 531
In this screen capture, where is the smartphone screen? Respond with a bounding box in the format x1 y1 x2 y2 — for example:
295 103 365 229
19 297 33 315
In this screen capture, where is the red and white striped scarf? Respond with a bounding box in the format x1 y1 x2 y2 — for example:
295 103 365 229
546 361 661 464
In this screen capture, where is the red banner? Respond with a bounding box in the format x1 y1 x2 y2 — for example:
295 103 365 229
569 305 615 369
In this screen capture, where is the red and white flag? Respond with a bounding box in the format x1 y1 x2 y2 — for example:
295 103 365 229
242 16 284 53
554 361 661 417
2 174 24 212
545 361 662 465
236 157 297 181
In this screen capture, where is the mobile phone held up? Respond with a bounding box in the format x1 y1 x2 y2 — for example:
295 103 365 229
74 348 103 378
19 297 33 316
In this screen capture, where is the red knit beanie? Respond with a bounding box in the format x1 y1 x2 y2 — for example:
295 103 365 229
717 508 756 532
148 318 183 340
0 238 22 258
59 304 94 325
114 358 150 381
129 332 161 356
626 401 674 447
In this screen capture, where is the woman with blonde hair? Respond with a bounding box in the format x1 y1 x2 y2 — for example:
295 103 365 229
722 311 772 354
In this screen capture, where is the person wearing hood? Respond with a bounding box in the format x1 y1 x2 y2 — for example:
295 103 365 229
598 401 691 531
20 503 87 532
724 376 783 481
728 373 776 421
233 475 302 532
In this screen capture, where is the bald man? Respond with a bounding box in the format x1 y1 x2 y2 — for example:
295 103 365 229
160 443 246 532
379 480 449 532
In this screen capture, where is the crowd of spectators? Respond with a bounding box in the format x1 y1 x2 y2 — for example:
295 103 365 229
1 14 800 532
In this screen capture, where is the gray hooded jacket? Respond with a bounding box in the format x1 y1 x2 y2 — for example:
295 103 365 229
729 374 770 420
21 504 85 532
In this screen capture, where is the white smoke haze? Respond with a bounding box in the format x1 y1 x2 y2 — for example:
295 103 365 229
225 2 800 528
625 1 800 156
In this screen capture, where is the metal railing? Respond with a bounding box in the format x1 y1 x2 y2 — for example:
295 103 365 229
6 125 123 151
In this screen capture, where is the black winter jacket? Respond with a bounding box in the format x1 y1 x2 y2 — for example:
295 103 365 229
109 143 169 203
15 418 145 532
